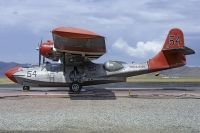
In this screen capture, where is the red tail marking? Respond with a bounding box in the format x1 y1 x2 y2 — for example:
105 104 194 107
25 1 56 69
162 28 184 50
148 28 186 71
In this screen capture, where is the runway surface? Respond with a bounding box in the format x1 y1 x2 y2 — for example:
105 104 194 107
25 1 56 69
0 83 200 133
0 83 200 99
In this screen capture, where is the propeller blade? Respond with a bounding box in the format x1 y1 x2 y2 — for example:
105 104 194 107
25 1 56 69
38 39 42 66
40 39 42 46
39 48 41 66
43 56 45 64
36 42 40 50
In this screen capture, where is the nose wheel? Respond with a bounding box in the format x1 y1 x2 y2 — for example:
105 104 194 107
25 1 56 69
69 81 82 93
23 86 30 91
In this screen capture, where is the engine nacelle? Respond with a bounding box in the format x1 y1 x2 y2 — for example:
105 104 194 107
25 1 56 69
103 61 124 72
40 40 60 61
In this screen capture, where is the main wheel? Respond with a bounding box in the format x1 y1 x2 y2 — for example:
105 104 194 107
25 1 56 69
69 82 82 93
23 86 30 91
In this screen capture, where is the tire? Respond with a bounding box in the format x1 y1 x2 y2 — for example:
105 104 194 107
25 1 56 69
23 86 30 91
69 82 82 93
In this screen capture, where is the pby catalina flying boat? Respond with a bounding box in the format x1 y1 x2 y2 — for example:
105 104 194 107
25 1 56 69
5 27 195 93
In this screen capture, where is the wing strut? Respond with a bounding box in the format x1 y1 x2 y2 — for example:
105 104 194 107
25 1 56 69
63 52 66 73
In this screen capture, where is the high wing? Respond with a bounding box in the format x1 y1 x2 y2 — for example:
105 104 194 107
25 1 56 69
52 27 106 62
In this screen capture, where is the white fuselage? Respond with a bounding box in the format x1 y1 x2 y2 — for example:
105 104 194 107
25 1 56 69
12 61 150 87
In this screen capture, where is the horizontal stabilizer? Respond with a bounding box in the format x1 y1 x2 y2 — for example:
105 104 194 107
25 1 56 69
162 46 195 55
182 46 195 55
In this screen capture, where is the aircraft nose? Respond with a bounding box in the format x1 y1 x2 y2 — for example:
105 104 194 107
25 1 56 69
5 66 21 83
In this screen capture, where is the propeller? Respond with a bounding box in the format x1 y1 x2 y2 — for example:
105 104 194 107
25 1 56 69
36 39 43 66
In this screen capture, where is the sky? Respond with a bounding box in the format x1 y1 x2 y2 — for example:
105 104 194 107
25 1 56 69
0 0 199 66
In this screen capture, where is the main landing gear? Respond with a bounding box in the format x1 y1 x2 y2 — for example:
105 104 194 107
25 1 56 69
69 81 82 93
23 86 30 91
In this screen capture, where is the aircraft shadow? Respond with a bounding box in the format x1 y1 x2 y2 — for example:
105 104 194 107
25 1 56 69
19 87 117 100
68 87 116 100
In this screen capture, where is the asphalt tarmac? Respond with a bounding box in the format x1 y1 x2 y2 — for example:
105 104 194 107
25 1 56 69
0 83 200 99
0 83 200 133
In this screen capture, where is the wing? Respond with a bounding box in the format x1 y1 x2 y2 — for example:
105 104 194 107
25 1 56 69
52 27 106 62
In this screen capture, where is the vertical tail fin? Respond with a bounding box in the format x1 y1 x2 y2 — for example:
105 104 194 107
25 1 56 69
148 28 195 71
162 28 184 50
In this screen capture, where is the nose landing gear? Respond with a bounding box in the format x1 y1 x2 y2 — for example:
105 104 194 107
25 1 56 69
23 86 30 91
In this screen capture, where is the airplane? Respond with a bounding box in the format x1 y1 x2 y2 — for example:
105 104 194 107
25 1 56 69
5 27 195 93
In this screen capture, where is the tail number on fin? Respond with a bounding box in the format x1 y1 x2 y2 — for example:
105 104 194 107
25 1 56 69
169 35 180 48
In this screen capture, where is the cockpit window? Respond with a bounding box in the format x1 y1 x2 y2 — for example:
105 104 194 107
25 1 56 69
45 63 62 72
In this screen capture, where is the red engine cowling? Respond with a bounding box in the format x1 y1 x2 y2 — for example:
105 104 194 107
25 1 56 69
39 40 60 61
